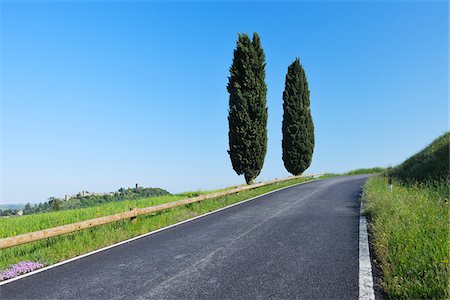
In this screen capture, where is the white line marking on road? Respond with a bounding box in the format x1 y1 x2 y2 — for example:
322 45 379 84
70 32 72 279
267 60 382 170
0 178 322 287
359 191 376 300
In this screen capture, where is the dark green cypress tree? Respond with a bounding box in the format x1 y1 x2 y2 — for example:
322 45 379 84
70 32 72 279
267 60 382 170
282 58 314 175
227 33 268 184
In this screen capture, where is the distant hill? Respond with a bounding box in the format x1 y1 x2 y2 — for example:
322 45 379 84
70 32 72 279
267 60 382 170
1 187 171 216
388 132 449 183
59 187 170 211
0 204 26 211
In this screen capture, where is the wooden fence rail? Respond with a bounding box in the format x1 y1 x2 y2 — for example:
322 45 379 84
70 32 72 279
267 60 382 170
0 174 322 250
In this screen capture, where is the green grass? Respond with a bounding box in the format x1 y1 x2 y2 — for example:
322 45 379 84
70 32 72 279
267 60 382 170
363 132 450 298
388 132 449 184
364 176 448 298
344 167 385 175
0 194 184 238
0 184 255 239
0 175 325 271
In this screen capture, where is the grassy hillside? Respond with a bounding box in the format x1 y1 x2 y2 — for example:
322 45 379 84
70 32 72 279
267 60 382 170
364 132 449 299
388 132 449 184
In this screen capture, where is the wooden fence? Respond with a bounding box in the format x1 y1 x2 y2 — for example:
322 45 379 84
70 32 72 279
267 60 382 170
0 174 322 250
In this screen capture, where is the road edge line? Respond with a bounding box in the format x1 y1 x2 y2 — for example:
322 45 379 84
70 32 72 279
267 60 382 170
0 177 323 287
359 189 376 300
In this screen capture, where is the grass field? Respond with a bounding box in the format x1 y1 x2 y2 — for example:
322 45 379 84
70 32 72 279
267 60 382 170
364 177 448 298
363 132 449 298
344 167 385 176
0 175 324 273
0 186 247 239
0 194 183 239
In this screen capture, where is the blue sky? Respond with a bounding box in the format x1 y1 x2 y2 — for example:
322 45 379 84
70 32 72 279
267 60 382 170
1 1 448 204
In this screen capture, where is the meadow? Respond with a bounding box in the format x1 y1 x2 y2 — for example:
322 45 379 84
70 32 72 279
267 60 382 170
0 176 323 272
363 132 449 298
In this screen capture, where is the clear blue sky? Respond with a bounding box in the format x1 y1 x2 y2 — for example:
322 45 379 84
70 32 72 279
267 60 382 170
0 1 448 204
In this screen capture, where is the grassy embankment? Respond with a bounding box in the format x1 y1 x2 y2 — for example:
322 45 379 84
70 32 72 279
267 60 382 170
344 167 386 176
0 175 327 272
363 132 449 299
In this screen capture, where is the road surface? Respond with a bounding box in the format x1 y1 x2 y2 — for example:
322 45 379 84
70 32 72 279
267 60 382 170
1 175 368 299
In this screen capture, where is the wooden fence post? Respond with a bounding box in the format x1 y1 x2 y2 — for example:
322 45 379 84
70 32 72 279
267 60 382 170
130 208 137 224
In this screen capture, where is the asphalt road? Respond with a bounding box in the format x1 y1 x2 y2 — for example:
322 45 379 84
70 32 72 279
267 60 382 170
1 175 368 299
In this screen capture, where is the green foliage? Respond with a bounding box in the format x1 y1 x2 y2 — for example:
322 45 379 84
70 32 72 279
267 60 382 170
364 176 448 298
0 176 325 271
282 58 314 175
51 199 61 211
344 167 385 175
227 32 268 184
387 132 449 184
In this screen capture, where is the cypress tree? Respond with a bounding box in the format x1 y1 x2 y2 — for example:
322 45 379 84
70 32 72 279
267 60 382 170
282 58 314 175
227 33 268 184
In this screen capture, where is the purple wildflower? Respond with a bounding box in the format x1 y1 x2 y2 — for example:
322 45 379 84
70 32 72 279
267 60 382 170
0 261 44 281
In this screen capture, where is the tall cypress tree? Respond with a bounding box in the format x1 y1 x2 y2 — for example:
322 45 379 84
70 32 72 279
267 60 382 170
227 33 268 184
282 58 314 175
